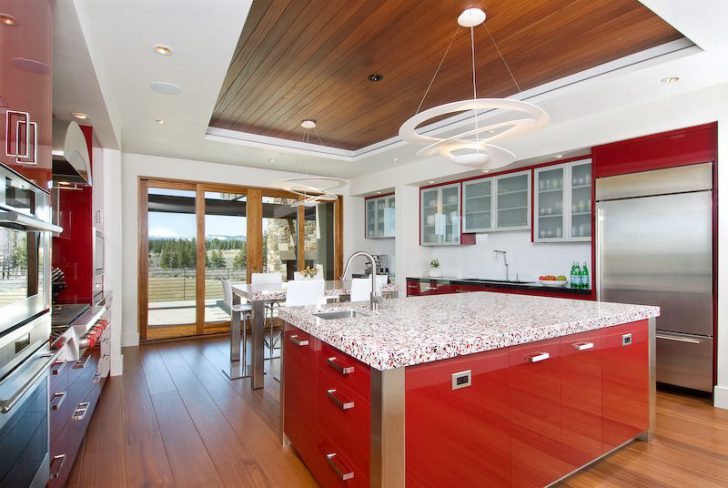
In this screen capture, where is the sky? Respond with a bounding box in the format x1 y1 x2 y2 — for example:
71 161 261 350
148 213 246 239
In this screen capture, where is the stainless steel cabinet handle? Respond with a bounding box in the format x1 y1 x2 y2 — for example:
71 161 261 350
525 352 550 363
326 453 354 481
289 335 309 347
93 373 102 383
573 342 594 351
327 389 355 410
50 391 66 411
327 357 354 375
74 354 91 369
72 402 90 421
50 454 66 479
656 334 702 344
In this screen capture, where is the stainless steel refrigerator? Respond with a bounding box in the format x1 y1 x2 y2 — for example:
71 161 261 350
596 163 714 392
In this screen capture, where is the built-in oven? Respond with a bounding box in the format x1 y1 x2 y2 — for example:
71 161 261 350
0 164 62 334
93 229 103 304
0 313 58 488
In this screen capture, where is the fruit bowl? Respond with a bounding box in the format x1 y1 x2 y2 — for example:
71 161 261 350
539 279 568 287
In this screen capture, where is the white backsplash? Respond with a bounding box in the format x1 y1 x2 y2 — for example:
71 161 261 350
427 230 591 282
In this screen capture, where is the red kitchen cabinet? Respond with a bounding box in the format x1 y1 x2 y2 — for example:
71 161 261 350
561 330 603 471
509 338 565 487
405 349 510 487
283 325 319 463
0 0 53 190
602 321 649 450
319 341 371 401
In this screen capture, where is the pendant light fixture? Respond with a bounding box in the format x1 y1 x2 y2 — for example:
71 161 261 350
399 8 549 170
275 120 346 205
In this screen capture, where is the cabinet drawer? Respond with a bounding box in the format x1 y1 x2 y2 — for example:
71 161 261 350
49 388 71 442
309 430 369 488
284 326 318 369
49 390 98 488
50 358 69 392
316 367 370 474
318 342 370 401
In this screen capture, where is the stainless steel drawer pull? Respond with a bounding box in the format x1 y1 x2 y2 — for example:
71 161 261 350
72 402 90 421
327 357 354 375
327 389 355 410
656 334 702 344
50 454 66 479
50 391 66 411
526 352 550 363
289 335 309 347
74 355 91 369
93 373 102 383
326 453 354 481
573 342 594 351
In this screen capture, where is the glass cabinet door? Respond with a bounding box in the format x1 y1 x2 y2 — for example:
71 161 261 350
570 162 592 239
375 197 386 236
366 199 376 238
496 172 530 229
440 184 461 244
385 196 396 237
421 188 440 244
463 179 492 232
536 166 565 240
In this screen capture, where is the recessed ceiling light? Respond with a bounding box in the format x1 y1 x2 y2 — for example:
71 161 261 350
662 76 680 84
428 181 435 184
555 154 563 159
58 181 70 186
392 157 398 162
155 119 165 125
488 129 497 134
377 191 383 194
301 119 316 129
72 112 90 120
268 158 275 163
368 73 384 82
481 169 489 173
0 14 18 26
150 81 182 95
153 44 173 56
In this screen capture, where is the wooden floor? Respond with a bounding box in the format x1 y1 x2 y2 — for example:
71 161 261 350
68 336 728 487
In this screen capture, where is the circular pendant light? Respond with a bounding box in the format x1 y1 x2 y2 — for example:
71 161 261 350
399 8 549 170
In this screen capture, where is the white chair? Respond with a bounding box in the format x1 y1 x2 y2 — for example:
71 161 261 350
350 275 388 302
222 279 252 370
252 272 284 359
284 279 326 307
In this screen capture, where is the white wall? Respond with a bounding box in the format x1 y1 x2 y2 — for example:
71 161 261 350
120 152 340 347
342 195 395 276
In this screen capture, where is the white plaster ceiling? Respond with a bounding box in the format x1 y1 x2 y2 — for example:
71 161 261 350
56 0 728 179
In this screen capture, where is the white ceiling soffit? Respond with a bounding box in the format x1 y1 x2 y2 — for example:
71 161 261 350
53 0 120 149
67 0 728 179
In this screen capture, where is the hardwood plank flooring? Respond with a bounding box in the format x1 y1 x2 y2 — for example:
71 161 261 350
70 336 728 487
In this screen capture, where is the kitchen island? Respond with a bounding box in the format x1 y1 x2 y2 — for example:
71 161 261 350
279 292 659 488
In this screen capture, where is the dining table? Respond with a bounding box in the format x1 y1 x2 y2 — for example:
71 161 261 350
227 279 399 389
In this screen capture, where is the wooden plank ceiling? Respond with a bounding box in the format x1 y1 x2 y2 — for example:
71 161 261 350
210 0 682 150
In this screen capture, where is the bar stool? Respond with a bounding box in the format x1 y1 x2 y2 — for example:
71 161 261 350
222 279 252 376
251 272 283 359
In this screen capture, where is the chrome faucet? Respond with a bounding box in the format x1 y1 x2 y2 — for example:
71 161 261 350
494 250 509 282
341 251 383 313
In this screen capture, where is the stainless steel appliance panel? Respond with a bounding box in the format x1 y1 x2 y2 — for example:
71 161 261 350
597 191 713 337
595 162 712 201
656 332 713 392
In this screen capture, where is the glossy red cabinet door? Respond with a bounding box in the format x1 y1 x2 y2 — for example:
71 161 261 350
509 338 565 487
0 0 53 189
561 330 603 471
406 349 511 487
283 325 319 460
602 321 649 450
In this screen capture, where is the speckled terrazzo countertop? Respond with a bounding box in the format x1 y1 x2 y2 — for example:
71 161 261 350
278 292 660 371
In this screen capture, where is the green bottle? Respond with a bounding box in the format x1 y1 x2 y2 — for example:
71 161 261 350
570 261 577 287
582 262 589 290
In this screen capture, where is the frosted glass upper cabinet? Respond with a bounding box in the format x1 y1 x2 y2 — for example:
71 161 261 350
495 171 531 230
365 194 395 238
534 159 592 242
421 183 461 246
463 179 493 232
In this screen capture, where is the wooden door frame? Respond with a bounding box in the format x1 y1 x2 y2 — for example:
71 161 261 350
138 177 344 341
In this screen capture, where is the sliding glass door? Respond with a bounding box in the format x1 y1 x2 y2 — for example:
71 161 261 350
139 180 342 341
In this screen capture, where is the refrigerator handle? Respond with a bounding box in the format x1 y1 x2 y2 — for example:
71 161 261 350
595 204 603 302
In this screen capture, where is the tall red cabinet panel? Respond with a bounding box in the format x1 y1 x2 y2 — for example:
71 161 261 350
0 0 53 189
602 321 649 450
561 330 603 470
406 349 511 487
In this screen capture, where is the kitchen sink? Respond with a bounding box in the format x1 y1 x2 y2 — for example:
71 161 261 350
313 310 367 320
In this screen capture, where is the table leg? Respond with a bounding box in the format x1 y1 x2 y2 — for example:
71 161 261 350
223 294 251 380
251 300 266 389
